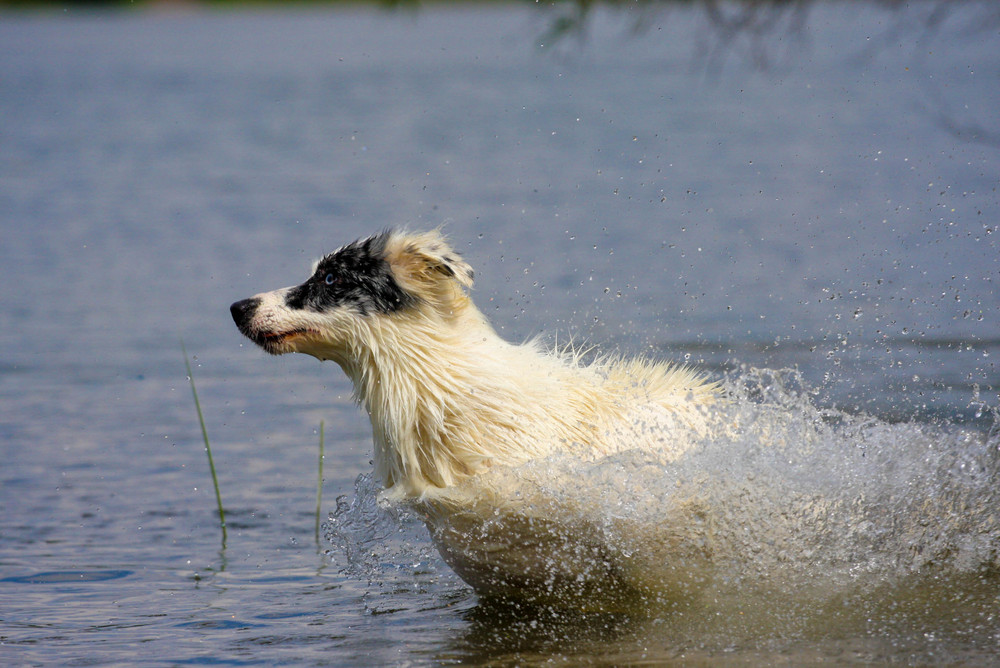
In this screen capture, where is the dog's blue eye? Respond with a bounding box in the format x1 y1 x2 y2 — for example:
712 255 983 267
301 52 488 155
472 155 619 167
325 274 336 286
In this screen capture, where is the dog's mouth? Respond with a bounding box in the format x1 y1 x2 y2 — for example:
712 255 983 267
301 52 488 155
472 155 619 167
253 328 316 354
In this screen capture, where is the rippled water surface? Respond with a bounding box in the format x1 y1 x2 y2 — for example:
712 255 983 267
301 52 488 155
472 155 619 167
2 3 999 665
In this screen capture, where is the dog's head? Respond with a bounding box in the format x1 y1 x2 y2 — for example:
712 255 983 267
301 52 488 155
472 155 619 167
230 229 475 361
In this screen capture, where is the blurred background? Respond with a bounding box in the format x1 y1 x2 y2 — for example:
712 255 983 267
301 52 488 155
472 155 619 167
1 1 998 665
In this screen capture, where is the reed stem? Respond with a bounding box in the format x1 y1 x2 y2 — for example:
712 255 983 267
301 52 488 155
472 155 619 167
182 342 227 549
315 421 325 544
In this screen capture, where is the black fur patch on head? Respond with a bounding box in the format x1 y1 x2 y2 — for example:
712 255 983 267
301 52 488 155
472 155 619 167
284 231 415 315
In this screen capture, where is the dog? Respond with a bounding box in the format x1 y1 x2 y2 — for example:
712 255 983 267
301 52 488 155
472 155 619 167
232 229 720 606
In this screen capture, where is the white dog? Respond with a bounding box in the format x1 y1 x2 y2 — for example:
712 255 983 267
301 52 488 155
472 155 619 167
232 230 720 606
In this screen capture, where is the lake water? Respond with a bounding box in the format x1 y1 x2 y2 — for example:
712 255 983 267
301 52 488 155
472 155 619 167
1 2 999 665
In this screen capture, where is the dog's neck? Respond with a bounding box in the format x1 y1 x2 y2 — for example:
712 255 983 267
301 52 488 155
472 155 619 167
336 305 567 497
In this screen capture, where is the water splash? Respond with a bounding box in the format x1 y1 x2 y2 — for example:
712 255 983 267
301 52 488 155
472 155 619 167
326 368 1000 615
692 369 1000 585
325 472 465 613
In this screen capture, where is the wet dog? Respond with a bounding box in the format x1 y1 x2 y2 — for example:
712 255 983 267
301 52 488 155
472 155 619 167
232 229 718 605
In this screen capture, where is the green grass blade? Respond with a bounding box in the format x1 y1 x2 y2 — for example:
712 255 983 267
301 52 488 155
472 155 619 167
182 342 227 549
315 420 325 544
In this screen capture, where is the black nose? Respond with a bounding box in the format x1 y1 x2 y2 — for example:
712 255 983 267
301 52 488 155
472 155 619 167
230 297 261 329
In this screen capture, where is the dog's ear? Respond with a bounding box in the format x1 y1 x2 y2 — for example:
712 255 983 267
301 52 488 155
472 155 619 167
384 230 475 307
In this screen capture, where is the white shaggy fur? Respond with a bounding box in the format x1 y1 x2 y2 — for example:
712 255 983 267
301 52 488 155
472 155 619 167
235 230 720 605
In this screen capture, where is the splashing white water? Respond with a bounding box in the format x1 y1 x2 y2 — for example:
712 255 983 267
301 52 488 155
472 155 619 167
327 368 1000 612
